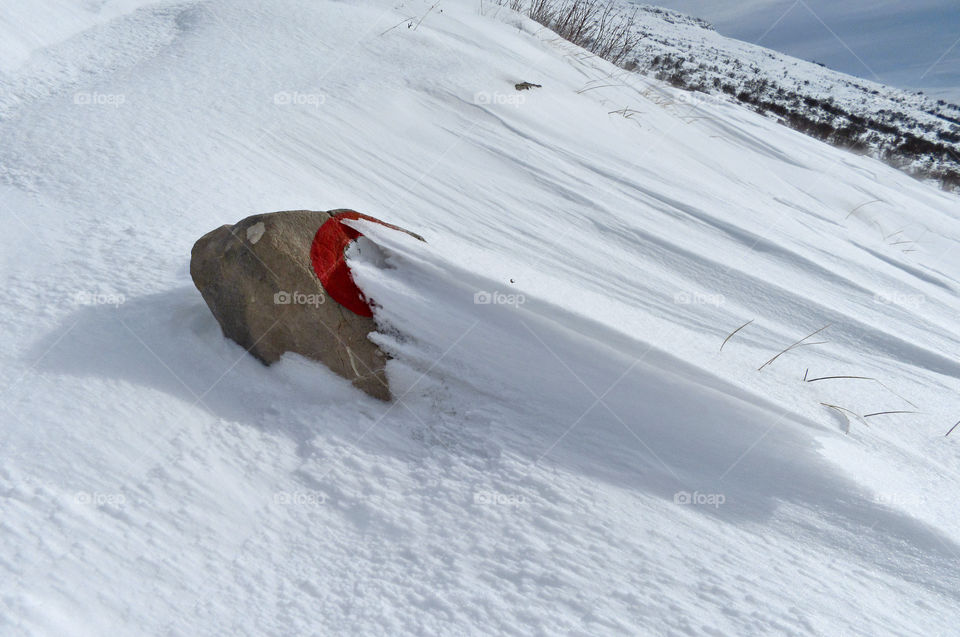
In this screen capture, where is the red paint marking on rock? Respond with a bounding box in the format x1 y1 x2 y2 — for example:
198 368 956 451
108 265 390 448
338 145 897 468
310 210 406 317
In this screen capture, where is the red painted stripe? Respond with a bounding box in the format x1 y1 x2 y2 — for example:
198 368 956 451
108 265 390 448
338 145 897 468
310 211 397 317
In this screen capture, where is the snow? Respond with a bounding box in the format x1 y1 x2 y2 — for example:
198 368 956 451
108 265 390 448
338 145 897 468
0 0 164 73
2 0 960 635
616 3 960 184
633 0 960 97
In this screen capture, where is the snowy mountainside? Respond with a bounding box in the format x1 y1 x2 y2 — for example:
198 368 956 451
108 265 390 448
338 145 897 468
630 0 960 102
618 2 960 190
1 0 960 635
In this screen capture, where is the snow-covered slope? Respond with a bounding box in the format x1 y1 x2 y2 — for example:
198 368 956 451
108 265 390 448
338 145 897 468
0 0 163 74
635 0 960 99
615 3 960 189
2 1 960 635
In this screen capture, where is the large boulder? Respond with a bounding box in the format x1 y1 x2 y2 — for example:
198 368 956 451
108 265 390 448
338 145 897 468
190 209 415 401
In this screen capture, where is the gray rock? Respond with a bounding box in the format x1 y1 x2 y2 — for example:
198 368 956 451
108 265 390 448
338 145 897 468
190 209 391 400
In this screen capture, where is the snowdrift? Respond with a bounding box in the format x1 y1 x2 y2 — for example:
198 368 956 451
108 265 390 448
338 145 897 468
2 0 960 635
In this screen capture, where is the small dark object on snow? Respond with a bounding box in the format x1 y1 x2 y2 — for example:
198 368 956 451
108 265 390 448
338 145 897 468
515 82 542 91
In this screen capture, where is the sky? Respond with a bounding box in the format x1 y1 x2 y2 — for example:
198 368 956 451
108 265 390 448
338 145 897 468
639 0 960 101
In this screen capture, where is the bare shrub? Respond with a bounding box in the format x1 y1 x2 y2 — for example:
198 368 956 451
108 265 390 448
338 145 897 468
527 0 558 25
522 0 643 68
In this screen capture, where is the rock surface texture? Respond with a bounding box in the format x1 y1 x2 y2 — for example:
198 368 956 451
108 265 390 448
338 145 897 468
190 209 406 400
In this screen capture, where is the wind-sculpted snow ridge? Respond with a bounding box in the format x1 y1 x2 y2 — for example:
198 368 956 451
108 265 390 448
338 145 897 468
2 0 960 635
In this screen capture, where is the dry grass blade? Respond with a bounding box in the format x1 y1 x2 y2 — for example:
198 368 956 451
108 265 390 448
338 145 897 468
806 375 875 382
805 374 918 409
820 403 868 434
845 199 884 220
413 1 441 30
877 382 918 408
863 410 919 418
379 16 415 35
608 107 643 119
576 83 624 94
945 421 960 437
720 319 754 352
758 324 831 371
